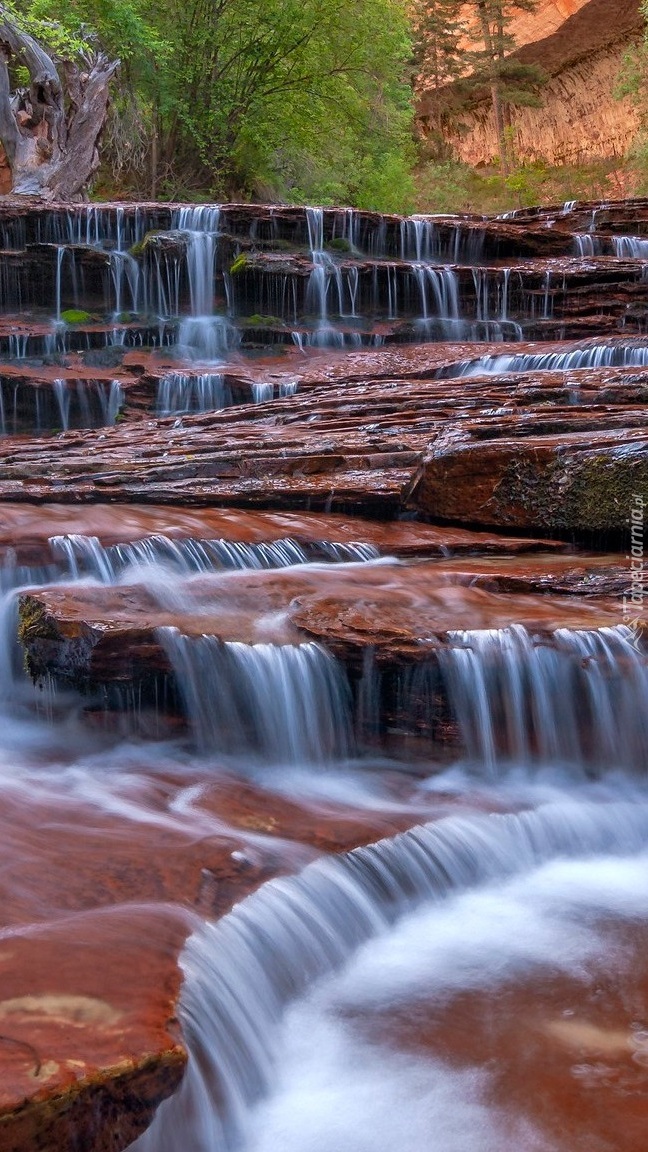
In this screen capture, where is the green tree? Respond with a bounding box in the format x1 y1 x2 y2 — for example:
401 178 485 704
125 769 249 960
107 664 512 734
463 0 546 174
413 0 467 159
156 0 415 205
8 0 415 209
617 2 648 190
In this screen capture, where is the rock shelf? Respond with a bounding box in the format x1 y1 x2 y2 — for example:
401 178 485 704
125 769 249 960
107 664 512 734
1 198 648 1152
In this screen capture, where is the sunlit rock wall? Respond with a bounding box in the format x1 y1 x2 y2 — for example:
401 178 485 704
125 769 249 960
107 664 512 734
419 0 644 166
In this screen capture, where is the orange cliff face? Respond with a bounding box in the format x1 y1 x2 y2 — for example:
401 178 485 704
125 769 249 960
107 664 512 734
418 0 644 167
489 0 592 47
453 0 592 54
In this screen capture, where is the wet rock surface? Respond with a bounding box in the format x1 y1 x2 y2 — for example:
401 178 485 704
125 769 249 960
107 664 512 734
18 557 624 685
0 199 647 1151
0 349 645 528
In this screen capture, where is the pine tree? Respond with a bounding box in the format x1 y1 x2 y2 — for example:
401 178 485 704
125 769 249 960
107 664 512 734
464 0 546 174
413 0 466 156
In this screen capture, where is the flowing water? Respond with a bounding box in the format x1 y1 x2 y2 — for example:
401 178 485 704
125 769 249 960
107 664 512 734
439 341 648 378
130 799 648 1152
0 520 647 1152
2 199 648 1152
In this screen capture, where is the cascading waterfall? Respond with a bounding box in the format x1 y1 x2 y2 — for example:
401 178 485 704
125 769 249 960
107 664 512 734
612 235 648 259
441 340 648 378
106 206 142 317
129 798 648 1152
412 264 461 339
432 624 648 773
48 533 312 579
6 202 637 353
0 530 382 696
158 630 353 762
174 205 240 358
316 540 379 562
305 206 343 340
52 378 71 431
6 197 648 1152
573 233 603 256
400 217 436 262
156 372 231 415
55 246 66 323
16 379 124 434
470 268 523 340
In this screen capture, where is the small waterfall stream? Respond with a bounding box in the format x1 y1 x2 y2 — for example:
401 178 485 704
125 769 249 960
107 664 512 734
174 206 241 358
158 631 352 762
119 611 648 1152
435 625 648 772
130 798 648 1152
2 197 648 1152
441 340 648 378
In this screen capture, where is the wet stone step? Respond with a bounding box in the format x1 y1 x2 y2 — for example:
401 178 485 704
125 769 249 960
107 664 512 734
0 503 568 571
0 356 644 529
18 557 624 684
16 558 633 759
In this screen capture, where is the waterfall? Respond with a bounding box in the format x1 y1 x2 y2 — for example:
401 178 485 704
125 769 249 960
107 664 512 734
400 217 435 262
158 631 352 762
573 234 603 256
52 378 71 431
412 265 462 338
54 246 65 323
304 206 355 343
305 206 331 321
174 205 240 358
46 533 384 583
316 541 379 562
432 625 648 773
156 372 230 415
129 798 648 1152
251 382 274 403
443 340 648 377
109 250 141 317
48 533 313 580
104 379 125 425
176 205 221 317
613 235 648 259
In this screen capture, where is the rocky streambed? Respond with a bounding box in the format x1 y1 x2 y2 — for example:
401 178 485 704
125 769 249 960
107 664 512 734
0 198 647 1152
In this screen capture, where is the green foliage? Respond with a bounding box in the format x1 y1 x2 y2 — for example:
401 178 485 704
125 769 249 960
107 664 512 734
229 253 248 274
413 0 468 159
243 314 282 326
0 0 96 59
617 8 648 190
13 0 415 210
326 237 352 252
128 230 160 257
414 158 628 215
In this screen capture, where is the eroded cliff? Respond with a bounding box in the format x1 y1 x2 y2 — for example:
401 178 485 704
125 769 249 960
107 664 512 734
419 0 644 166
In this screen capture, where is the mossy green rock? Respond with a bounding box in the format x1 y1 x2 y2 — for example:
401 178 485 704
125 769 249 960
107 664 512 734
60 309 95 325
326 237 352 252
419 431 648 534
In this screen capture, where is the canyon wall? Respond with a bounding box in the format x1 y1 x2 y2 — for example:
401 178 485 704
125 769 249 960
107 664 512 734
419 0 644 167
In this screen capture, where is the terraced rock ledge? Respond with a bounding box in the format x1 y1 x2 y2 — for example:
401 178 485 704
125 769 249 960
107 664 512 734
1 198 648 1152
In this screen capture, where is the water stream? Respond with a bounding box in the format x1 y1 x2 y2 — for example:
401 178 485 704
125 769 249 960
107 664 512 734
131 795 648 1152
0 519 647 1152
1 198 648 1152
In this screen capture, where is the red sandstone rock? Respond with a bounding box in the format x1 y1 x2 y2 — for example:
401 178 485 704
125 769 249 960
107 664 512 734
18 560 624 687
420 427 648 532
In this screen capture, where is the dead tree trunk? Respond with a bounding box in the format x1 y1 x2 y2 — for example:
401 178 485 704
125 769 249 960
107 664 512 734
0 9 118 199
